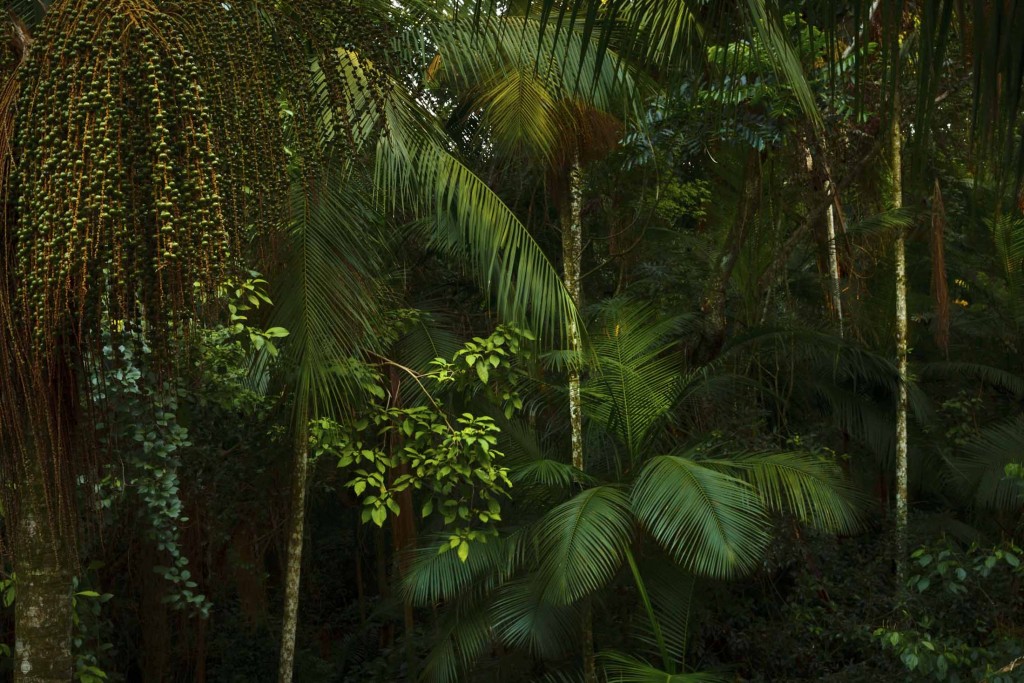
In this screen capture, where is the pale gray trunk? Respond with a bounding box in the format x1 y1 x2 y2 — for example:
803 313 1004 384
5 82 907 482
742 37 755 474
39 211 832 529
825 194 844 338
563 159 584 473
278 413 309 683
803 142 845 337
889 93 909 583
14 459 73 683
562 158 595 683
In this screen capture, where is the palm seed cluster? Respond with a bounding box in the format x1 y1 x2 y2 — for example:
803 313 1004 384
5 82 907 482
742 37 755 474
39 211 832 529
0 0 390 533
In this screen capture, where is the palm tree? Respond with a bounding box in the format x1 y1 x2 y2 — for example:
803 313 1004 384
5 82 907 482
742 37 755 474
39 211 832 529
402 299 862 682
262 39 583 682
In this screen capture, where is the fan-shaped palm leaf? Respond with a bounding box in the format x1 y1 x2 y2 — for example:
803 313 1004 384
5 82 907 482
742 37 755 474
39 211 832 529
632 455 769 579
534 485 635 603
600 652 729 683
703 451 863 534
492 578 586 659
955 417 1024 511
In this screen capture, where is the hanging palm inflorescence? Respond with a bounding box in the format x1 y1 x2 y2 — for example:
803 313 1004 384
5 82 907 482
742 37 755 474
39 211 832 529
0 1 392 677
0 0 411 535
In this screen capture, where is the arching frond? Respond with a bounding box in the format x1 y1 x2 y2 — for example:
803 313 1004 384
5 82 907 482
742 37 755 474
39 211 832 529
534 485 635 603
612 0 702 72
402 531 522 606
268 168 389 418
632 455 768 579
377 76 577 345
600 652 730 683
422 601 495 683
955 417 1024 511
476 65 563 160
921 362 1024 396
585 299 690 461
703 451 864 534
493 578 585 658
413 14 649 150
323 49 577 345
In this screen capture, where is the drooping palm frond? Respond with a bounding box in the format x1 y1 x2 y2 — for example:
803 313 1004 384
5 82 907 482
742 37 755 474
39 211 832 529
410 13 649 161
987 214 1024 323
611 0 702 73
702 451 864 534
533 485 635 603
638 553 696 664
632 455 769 579
267 167 390 417
953 417 1024 512
600 651 730 683
513 456 598 489
402 530 522 607
493 577 585 658
422 598 496 683
377 72 577 344
741 0 822 134
920 361 1024 397
319 49 577 346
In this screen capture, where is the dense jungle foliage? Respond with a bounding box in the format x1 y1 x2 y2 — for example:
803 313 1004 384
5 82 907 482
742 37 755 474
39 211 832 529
1 0 1023 681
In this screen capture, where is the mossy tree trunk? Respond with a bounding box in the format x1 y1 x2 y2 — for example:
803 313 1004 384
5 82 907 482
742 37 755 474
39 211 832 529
561 157 596 683
888 91 909 585
278 410 309 683
14 457 73 683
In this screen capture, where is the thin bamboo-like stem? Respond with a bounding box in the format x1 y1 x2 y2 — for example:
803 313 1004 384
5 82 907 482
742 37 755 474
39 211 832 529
278 405 310 683
889 90 910 587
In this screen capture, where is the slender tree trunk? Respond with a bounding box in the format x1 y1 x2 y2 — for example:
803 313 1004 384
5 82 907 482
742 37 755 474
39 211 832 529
825 194 845 338
563 158 584 473
888 92 909 584
802 140 845 337
278 410 310 683
561 157 596 682
14 458 73 683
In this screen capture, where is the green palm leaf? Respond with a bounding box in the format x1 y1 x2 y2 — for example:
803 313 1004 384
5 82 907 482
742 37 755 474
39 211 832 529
268 169 389 416
492 578 585 658
534 485 635 603
704 451 863 534
601 652 729 683
324 48 577 345
632 455 769 579
585 299 690 461
956 417 1024 511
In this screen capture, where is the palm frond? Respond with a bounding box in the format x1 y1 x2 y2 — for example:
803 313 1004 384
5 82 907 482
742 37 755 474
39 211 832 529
402 531 521 607
742 0 822 133
585 299 690 461
326 49 577 345
921 361 1024 396
613 0 702 72
534 485 635 603
268 168 389 417
492 578 584 658
600 652 729 683
415 14 648 138
377 80 577 344
703 451 864 534
955 417 1024 511
632 455 769 579
421 601 495 683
